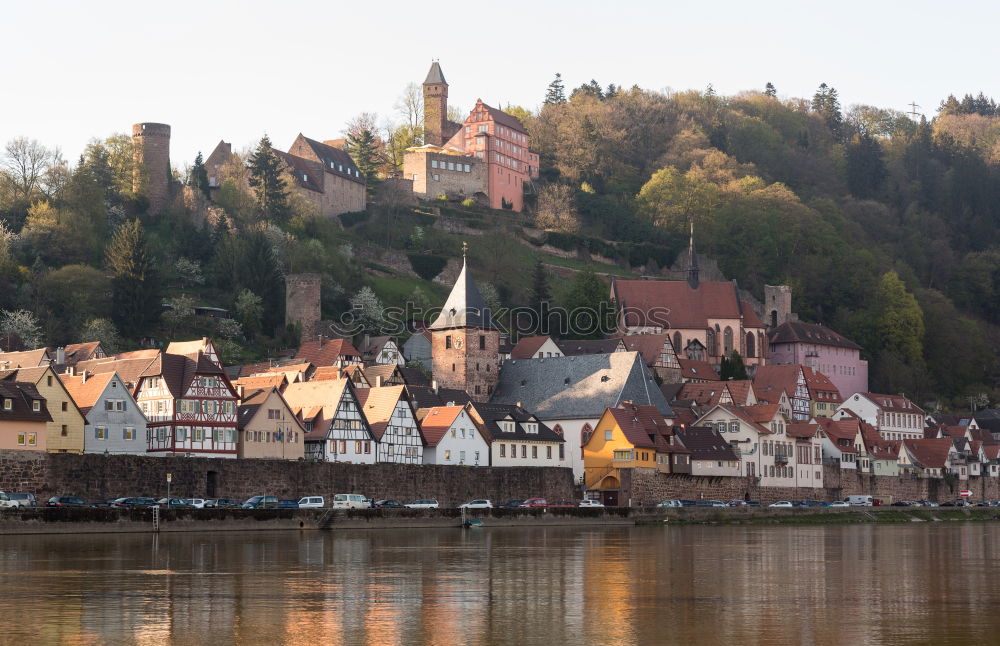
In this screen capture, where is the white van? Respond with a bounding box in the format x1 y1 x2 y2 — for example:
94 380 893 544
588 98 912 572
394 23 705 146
331 494 368 509
298 496 325 508
846 495 873 507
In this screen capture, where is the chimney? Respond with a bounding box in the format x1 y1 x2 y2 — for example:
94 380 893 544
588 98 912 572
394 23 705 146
364 334 370 353
67 366 75 377
516 401 523 409
81 370 88 384
56 347 65 365
375 375 382 388
432 379 439 394
237 385 244 399
201 336 208 346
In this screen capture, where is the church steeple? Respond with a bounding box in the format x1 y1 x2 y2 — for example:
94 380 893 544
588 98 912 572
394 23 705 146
429 244 496 331
687 220 700 290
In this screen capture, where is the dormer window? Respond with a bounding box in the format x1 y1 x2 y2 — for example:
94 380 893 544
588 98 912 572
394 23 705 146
2 398 11 411
32 400 41 412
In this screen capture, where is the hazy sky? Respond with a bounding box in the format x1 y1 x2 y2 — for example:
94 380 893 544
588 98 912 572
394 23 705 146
5 0 999 168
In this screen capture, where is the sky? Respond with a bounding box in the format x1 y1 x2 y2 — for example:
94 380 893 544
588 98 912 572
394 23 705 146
4 0 999 169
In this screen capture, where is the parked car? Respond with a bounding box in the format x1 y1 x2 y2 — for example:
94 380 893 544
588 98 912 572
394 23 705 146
891 501 916 507
695 500 727 507
518 498 548 508
829 501 850 507
579 499 604 508
89 498 119 507
745 501 761 507
769 501 794 508
405 499 440 509
114 497 158 508
331 494 368 509
0 492 15 509
156 498 193 509
186 499 207 509
727 500 748 507
278 499 299 509
941 500 970 507
499 500 525 508
918 500 939 507
242 495 279 509
7 493 37 508
204 498 240 509
656 500 683 508
459 499 493 509
679 500 698 507
298 496 325 508
47 496 87 507
846 495 874 507
547 501 576 509
373 499 405 509
800 500 830 507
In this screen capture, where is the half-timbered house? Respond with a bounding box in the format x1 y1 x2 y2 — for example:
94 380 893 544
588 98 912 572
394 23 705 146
356 385 424 464
282 378 376 463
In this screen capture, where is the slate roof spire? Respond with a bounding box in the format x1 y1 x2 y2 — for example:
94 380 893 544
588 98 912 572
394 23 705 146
424 61 447 86
429 247 496 330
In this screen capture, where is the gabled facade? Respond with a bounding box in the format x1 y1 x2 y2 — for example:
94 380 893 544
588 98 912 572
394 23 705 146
803 366 842 419
286 133 367 216
902 438 958 478
361 336 404 366
138 346 239 458
619 333 681 383
294 338 362 367
754 364 810 421
357 386 424 464
468 402 565 468
402 330 432 366
60 371 148 455
237 387 305 460
0 380 51 451
836 392 925 441
817 418 860 470
673 426 741 477
510 336 563 360
282 378 375 463
0 365 86 454
418 405 489 466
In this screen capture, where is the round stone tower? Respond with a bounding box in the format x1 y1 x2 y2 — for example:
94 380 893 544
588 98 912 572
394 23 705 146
132 122 171 214
286 273 322 339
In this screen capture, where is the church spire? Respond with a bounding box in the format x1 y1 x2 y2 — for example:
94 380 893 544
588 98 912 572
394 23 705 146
429 245 496 331
687 219 700 289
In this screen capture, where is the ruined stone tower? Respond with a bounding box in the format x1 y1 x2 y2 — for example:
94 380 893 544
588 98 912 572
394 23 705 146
285 273 322 339
423 62 449 147
764 285 795 328
132 122 171 214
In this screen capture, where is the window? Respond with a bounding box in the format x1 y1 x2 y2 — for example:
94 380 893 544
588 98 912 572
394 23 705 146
431 159 438 169
464 164 471 172
559 444 564 460
364 441 371 454
2 399 11 411
444 449 451 461
605 430 613 441
62 402 67 412
32 400 40 412
521 445 527 458
17 433 25 445
446 336 452 349
479 335 486 349
447 162 455 170
433 174 440 181
123 427 135 441
546 446 552 459
194 428 204 442
460 450 466 462
500 444 506 457
61 425 67 436
95 427 107 440
532 446 537 459
27 433 35 446
339 440 347 454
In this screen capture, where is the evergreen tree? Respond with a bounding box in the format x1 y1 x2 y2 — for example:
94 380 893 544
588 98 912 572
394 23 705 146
938 94 961 115
345 129 383 192
247 135 291 224
544 73 567 105
572 80 604 101
530 260 551 334
874 271 925 367
106 219 160 338
719 350 748 380
764 82 777 97
561 268 614 340
189 152 210 199
812 82 843 138
845 133 887 198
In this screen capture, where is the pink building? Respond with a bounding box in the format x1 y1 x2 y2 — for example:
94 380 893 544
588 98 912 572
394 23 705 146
766 321 868 398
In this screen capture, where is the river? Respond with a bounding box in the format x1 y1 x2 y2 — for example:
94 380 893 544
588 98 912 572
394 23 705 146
1 523 997 645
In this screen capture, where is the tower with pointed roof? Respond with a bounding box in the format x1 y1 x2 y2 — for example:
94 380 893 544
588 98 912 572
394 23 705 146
423 61 449 147
429 246 499 402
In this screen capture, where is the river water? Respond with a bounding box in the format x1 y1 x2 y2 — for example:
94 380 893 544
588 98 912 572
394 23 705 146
1 523 997 645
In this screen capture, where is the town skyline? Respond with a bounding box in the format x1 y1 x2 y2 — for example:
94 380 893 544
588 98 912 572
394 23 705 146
6 0 1000 166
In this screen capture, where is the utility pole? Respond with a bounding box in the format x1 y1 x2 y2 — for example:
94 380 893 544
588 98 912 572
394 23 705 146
908 101 922 120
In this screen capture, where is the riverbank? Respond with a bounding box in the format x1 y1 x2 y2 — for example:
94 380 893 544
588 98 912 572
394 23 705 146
2 506 999 534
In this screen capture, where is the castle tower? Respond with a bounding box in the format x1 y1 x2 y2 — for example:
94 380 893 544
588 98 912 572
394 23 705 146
429 246 499 402
132 122 171 214
764 285 793 328
285 273 322 339
423 61 449 147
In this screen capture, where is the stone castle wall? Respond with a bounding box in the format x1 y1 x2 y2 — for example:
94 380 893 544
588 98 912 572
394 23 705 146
0 451 575 507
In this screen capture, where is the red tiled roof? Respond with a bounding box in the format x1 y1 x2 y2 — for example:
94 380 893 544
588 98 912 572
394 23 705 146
510 336 553 360
234 374 288 392
803 366 842 403
282 378 352 441
817 418 861 451
294 339 361 367
59 372 114 415
725 380 756 406
478 101 528 134
713 404 773 435
613 279 765 330
677 383 724 408
619 334 673 366
416 405 465 447
904 438 954 469
862 393 924 415
678 359 719 381
786 422 819 439
753 364 803 402
356 385 410 441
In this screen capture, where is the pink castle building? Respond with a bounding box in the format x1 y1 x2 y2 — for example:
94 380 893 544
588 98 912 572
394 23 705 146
766 321 868 398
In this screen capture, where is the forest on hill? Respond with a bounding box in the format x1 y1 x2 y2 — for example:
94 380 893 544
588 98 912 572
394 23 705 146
1 77 1000 409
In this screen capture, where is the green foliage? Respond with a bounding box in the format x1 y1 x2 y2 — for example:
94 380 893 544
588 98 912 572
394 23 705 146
339 210 369 228
407 253 447 280
234 289 263 339
719 351 748 381
247 135 291 225
189 152 210 199
79 318 122 354
461 198 476 208
345 129 383 191
560 268 614 340
544 73 567 105
106 219 160 339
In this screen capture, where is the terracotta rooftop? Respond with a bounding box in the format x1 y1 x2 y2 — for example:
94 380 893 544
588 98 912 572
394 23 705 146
904 438 954 469
862 393 924 415
293 338 361 367
510 336 555 360
59 372 115 415
416 405 466 447
613 279 764 330
356 385 412 441
678 359 719 381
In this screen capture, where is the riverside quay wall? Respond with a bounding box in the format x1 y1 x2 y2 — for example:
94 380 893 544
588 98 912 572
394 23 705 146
620 464 1000 505
0 451 576 507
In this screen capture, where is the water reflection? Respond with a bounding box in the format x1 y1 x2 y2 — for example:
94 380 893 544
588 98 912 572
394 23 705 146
1 524 998 645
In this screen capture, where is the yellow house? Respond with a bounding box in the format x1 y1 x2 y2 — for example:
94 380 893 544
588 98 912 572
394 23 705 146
583 404 677 506
0 366 86 453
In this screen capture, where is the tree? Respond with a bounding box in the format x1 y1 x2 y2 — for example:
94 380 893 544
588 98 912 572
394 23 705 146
873 271 925 367
534 183 580 232
530 260 552 334
162 294 195 335
189 152 210 199
0 309 43 349
544 73 567 105
247 135 291 224
845 134 887 199
560 268 614 340
3 137 53 202
636 166 723 232
174 257 204 288
345 129 384 191
105 219 160 338
811 83 843 138
719 350 748 380
234 289 263 339
350 286 385 334
764 82 777 98
395 82 423 129
79 318 123 354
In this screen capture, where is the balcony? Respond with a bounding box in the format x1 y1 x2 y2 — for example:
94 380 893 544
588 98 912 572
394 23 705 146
774 455 789 465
